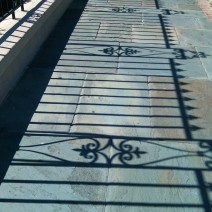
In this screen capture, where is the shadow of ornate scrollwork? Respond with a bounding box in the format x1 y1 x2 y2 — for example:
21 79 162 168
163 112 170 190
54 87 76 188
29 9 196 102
98 45 207 59
73 138 146 165
100 46 139 57
199 141 212 169
112 7 137 13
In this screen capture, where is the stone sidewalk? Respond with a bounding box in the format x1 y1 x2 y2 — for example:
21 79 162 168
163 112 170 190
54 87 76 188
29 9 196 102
0 0 212 211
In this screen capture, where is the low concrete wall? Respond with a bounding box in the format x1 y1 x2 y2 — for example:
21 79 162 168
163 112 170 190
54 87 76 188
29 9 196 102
0 0 73 105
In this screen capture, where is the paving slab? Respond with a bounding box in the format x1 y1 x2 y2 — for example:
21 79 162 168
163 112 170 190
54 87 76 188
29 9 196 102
70 74 152 137
167 16 203 29
149 76 186 139
159 0 201 11
163 13 212 30
175 28 212 47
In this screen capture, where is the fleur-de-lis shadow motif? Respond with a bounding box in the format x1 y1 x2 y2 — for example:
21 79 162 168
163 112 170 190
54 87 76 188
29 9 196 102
73 138 146 165
112 7 136 13
101 46 139 57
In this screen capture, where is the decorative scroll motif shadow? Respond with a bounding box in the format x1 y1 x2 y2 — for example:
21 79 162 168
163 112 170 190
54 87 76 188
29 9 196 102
73 138 146 165
100 46 139 57
71 138 212 168
162 9 185 15
199 141 212 169
99 45 206 59
112 7 137 13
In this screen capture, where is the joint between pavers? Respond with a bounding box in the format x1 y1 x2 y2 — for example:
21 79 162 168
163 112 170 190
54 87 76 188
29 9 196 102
94 22 101 40
68 73 88 132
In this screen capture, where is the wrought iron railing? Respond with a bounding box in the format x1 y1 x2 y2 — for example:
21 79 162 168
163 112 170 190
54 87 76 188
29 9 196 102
0 0 26 22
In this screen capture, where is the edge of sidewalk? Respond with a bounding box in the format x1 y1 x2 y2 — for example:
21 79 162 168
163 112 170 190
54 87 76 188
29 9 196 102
0 0 74 105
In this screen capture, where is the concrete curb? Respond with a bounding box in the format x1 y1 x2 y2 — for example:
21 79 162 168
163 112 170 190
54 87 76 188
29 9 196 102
0 0 73 105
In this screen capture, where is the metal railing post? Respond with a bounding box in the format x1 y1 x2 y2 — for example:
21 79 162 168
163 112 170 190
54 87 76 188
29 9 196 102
12 0 16 19
0 0 26 22
20 0 24 11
